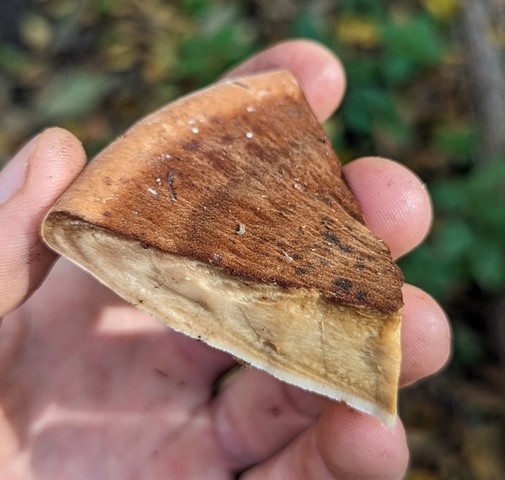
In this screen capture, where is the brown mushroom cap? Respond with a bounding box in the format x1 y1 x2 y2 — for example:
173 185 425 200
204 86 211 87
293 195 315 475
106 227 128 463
42 70 403 426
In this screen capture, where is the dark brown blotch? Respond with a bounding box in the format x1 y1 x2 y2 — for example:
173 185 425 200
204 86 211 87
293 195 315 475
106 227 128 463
182 140 201 151
354 261 366 271
323 231 354 253
332 277 353 292
220 134 235 145
356 290 368 302
294 264 314 275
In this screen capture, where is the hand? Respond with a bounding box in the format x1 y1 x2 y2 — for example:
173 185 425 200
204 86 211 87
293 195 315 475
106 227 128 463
0 40 450 480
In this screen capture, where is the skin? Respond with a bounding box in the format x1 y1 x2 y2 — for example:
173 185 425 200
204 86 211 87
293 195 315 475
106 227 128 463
0 40 451 480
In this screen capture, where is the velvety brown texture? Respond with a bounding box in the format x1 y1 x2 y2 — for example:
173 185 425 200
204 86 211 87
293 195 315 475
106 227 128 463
41 71 404 424
44 71 403 314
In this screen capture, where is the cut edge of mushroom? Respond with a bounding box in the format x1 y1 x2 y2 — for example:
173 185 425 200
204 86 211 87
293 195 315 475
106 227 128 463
40 69 404 427
42 216 401 427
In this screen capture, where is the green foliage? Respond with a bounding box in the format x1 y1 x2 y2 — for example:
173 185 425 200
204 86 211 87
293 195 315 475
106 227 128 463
3 0 500 312
181 0 212 16
0 44 30 77
320 5 450 159
401 159 505 300
338 0 388 18
35 70 118 123
434 123 479 166
452 321 485 368
291 8 325 42
177 2 258 87
111 2 505 308
311 4 505 309
380 14 444 85
90 0 122 14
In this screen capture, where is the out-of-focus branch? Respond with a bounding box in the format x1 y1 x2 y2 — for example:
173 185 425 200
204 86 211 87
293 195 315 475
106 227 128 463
462 0 505 160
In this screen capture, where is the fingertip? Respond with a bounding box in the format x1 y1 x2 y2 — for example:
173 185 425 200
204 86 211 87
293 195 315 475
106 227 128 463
0 127 86 316
317 405 409 479
343 157 433 259
400 284 452 386
25 127 86 204
223 39 346 122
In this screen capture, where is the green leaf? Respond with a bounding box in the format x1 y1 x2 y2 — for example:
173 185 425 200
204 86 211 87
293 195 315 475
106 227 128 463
425 158 505 298
344 56 378 85
182 0 211 17
434 123 478 164
0 44 30 77
380 54 417 86
178 4 257 85
341 88 374 133
379 15 446 85
453 322 484 368
470 159 505 194
432 178 467 212
35 70 117 123
400 243 462 300
291 9 326 41
341 86 398 134
434 219 476 262
465 161 505 233
91 0 122 14
339 0 387 17
469 241 505 292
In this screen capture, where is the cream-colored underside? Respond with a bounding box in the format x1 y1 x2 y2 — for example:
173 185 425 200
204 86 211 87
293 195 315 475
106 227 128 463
43 220 400 426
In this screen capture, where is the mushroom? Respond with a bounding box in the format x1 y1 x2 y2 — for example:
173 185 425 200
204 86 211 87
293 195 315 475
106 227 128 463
41 71 403 426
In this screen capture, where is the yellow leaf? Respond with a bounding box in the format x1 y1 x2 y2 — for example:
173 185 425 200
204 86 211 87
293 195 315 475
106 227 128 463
19 12 53 51
103 43 137 72
422 0 461 20
335 15 380 48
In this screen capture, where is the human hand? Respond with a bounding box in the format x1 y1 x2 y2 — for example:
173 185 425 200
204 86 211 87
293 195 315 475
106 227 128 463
0 40 450 480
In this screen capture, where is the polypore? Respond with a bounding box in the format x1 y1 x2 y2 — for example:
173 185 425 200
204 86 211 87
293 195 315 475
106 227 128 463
41 71 403 426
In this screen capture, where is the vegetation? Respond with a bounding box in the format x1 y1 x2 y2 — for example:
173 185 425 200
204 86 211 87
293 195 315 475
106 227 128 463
1 0 504 477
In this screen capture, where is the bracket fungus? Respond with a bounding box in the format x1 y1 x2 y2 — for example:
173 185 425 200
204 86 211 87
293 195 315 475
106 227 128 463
41 70 403 426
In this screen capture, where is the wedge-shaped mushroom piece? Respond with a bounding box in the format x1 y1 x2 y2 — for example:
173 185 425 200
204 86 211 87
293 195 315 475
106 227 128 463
41 70 403 426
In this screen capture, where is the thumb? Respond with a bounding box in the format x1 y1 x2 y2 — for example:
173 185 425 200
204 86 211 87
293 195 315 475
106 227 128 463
0 127 86 317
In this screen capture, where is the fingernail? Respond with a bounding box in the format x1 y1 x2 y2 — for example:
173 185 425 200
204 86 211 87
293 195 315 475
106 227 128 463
0 134 41 205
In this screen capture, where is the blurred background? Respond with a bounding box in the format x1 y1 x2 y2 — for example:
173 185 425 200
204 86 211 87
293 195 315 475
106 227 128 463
0 0 504 477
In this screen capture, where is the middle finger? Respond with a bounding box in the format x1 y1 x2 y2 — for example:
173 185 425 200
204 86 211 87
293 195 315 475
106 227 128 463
210 283 449 470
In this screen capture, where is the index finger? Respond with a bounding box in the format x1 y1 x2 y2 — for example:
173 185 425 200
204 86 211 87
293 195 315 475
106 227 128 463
222 39 347 122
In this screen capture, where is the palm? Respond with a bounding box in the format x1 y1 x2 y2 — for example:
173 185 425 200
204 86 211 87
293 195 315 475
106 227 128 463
2 259 246 479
